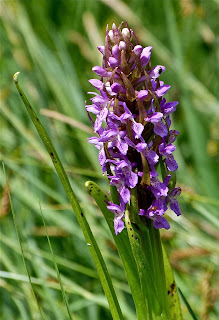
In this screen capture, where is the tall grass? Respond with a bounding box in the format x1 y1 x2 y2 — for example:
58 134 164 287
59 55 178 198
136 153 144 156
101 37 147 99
1 0 219 319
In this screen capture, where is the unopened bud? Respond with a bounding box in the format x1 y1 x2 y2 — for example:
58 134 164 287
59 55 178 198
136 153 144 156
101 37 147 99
119 41 126 51
108 30 114 42
122 28 130 38
112 23 117 31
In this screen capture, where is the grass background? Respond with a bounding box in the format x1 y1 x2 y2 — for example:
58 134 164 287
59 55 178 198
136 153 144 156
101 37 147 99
0 0 219 319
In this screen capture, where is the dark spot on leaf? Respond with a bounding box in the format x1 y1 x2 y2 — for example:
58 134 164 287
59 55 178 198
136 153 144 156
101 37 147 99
168 281 176 296
20 93 23 96
81 212 84 217
170 282 175 290
130 228 132 231
50 152 57 163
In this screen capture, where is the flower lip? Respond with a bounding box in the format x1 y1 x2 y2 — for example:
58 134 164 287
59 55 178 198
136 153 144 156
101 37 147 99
137 90 149 101
140 46 153 66
89 79 103 90
145 112 163 123
149 65 166 79
92 66 112 77
155 85 171 97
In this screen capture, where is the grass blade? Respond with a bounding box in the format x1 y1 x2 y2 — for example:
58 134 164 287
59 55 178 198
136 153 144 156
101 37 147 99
178 287 198 320
2 161 45 320
13 72 123 320
38 201 73 320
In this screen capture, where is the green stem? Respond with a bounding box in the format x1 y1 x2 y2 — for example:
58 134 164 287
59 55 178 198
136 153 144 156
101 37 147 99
13 72 123 320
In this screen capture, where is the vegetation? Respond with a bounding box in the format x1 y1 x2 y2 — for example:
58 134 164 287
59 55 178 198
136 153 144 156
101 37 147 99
1 0 219 319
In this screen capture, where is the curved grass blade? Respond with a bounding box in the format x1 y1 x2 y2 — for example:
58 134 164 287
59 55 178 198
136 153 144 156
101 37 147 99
178 287 198 320
39 201 73 320
13 73 123 320
2 161 45 320
85 181 147 320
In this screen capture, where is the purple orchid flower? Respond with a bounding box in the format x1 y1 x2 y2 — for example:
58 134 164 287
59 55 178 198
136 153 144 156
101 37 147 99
107 201 126 235
86 22 181 233
159 142 178 171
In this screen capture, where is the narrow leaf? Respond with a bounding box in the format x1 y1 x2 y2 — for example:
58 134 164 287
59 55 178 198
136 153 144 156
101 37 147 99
125 207 161 319
162 245 183 320
178 287 198 320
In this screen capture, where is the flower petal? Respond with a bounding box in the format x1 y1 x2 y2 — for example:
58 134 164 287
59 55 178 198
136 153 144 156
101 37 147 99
89 79 103 90
145 112 163 123
140 46 152 66
165 154 178 171
92 66 112 77
154 121 168 137
153 216 170 230
155 85 171 97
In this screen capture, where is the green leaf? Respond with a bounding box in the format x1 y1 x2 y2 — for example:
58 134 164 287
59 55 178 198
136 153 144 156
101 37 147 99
162 245 183 320
147 223 169 316
85 181 147 320
125 207 161 320
13 73 123 320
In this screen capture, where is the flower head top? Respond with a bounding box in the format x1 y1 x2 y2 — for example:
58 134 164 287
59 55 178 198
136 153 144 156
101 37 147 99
86 22 181 235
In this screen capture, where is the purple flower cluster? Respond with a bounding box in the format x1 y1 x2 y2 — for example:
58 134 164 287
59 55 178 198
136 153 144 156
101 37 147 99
86 22 181 235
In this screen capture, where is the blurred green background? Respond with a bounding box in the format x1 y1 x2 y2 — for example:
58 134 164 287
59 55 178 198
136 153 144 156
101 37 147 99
0 0 219 319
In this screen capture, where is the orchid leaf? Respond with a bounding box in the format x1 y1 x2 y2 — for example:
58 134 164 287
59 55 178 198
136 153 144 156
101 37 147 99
125 207 161 320
162 245 183 320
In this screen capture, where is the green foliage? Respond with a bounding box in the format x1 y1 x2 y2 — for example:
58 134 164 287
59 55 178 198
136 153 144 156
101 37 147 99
1 0 219 319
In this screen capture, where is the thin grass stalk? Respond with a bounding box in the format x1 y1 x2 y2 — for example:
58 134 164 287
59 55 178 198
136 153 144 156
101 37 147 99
2 161 45 320
38 201 73 320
